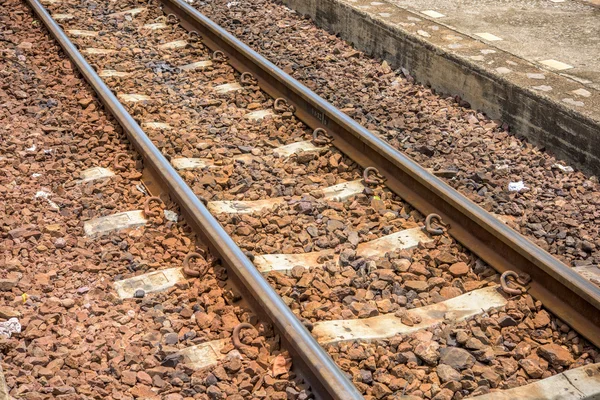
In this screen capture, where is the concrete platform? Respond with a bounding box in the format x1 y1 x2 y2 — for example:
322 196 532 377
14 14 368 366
282 0 600 175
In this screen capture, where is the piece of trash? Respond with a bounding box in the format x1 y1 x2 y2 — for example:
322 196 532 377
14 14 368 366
552 163 574 173
508 181 528 192
0 318 21 338
34 190 59 210
136 184 148 195
226 1 239 7
21 293 28 304
164 210 178 222
26 144 36 152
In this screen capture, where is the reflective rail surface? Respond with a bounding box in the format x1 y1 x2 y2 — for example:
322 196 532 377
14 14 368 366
160 0 600 349
24 0 600 397
24 0 363 398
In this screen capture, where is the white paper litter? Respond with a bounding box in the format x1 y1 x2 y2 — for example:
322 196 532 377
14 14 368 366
552 163 574 173
164 210 178 222
0 318 21 338
508 181 528 192
136 184 148 195
226 1 239 7
34 190 59 210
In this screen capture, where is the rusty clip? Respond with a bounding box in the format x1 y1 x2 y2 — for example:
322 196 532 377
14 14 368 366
166 14 179 24
425 213 448 235
464 179 479 191
113 153 128 172
143 196 164 217
240 72 256 86
111 85 121 97
187 31 201 42
312 128 332 145
211 50 226 62
273 98 295 113
232 322 255 349
363 167 386 185
182 251 209 278
501 270 531 296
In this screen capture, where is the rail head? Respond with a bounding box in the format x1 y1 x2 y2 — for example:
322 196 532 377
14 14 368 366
24 0 363 398
161 0 600 347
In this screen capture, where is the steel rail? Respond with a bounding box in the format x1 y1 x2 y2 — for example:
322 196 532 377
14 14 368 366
24 0 363 398
161 0 600 347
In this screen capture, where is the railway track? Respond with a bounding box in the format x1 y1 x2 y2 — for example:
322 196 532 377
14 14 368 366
11 0 600 397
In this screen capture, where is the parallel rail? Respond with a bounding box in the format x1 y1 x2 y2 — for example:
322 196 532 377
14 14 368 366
25 0 600 398
161 0 600 348
24 0 362 398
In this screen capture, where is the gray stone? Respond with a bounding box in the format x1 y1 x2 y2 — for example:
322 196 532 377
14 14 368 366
164 332 179 345
436 364 461 382
359 369 373 384
498 315 518 327
439 347 475 370
207 385 224 400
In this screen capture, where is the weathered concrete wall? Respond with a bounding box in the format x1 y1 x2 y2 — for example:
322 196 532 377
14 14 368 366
283 0 600 176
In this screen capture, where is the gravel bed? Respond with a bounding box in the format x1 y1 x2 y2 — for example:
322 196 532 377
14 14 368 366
217 191 498 322
168 1 598 396
181 151 361 202
220 190 418 254
270 238 497 323
48 1 366 202
0 1 311 398
47 0 504 330
193 0 600 270
325 296 596 399
11 0 598 399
